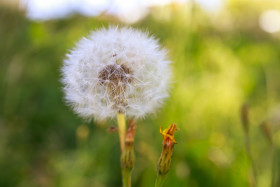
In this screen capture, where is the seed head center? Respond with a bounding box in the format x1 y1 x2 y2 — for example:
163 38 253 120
99 64 132 86
98 64 133 111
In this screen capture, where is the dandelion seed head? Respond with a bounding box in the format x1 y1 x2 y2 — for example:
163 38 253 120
62 26 171 121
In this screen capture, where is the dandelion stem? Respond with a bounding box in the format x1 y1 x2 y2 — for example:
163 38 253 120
155 174 167 187
122 168 131 187
117 112 126 152
121 120 135 187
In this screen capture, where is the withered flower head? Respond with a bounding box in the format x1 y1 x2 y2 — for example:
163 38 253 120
160 123 179 145
157 123 179 176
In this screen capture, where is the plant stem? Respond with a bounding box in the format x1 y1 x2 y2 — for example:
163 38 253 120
117 113 134 187
271 146 275 187
117 112 126 152
244 132 257 187
122 169 131 187
272 147 280 187
121 120 135 187
155 174 167 187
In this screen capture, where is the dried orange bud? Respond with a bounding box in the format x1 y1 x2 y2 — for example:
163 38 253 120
160 123 179 145
157 123 179 176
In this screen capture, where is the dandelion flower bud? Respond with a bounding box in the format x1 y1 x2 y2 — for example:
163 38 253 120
157 123 179 175
62 26 171 121
156 123 179 187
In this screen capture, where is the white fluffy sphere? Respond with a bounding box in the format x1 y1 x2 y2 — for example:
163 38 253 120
62 26 171 121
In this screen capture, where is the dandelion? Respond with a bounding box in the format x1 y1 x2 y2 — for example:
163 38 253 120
61 26 171 187
61 26 171 122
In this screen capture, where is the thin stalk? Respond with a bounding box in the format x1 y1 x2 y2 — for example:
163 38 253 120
155 174 167 187
276 149 280 187
244 132 257 187
116 112 129 187
271 146 275 187
117 112 126 152
122 169 131 187
272 147 280 187
118 117 135 187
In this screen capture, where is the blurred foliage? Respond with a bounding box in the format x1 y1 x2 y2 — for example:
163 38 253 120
1 0 280 186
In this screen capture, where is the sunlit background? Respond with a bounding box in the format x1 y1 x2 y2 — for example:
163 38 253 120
21 0 222 22
1 0 280 186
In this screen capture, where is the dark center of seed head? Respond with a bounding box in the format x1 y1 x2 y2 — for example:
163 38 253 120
98 64 133 111
99 64 132 86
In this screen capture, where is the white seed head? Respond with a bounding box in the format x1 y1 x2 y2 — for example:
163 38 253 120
62 26 171 121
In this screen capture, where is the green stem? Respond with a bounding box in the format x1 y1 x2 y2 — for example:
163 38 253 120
120 120 135 187
122 169 131 187
116 113 131 187
155 174 167 187
271 146 275 187
117 112 126 152
272 147 280 187
244 132 257 187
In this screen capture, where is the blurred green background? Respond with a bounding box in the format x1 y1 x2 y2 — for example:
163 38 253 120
1 0 280 186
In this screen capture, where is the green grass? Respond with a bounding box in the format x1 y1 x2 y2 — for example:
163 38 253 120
1 1 280 186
